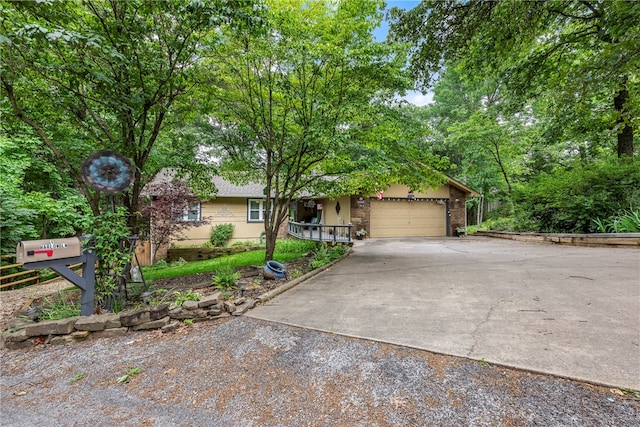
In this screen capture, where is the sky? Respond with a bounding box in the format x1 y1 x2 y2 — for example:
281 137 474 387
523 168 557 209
373 1 433 106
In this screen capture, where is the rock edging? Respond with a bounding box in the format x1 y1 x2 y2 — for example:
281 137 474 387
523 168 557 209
0 292 254 350
0 249 352 350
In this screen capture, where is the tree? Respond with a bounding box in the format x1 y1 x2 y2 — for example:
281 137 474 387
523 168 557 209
139 179 209 261
0 0 263 231
389 0 639 158
200 0 444 260
0 134 91 254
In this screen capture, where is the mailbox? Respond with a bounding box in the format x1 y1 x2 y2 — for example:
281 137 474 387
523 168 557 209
17 237 83 263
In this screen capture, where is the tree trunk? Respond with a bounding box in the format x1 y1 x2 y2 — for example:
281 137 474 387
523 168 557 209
614 77 634 158
264 229 277 262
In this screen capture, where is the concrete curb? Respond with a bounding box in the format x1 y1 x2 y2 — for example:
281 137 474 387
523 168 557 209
475 230 640 247
255 247 352 305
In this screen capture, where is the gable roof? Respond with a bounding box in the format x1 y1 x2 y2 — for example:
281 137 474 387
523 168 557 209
447 176 481 197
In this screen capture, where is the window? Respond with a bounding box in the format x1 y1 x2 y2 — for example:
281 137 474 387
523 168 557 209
179 202 201 222
248 199 267 222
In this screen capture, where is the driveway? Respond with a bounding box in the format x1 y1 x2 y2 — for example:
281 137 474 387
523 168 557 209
248 237 640 390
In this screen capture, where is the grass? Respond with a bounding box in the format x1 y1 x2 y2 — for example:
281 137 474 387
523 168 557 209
142 239 317 280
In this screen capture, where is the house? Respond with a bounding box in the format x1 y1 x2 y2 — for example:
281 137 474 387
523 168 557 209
152 173 480 249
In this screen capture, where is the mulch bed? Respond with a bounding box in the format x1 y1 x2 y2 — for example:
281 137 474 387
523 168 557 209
23 258 315 318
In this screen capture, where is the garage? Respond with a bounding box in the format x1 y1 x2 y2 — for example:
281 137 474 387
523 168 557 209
370 199 446 237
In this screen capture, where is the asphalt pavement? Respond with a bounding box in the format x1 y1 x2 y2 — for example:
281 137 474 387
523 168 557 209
248 237 640 390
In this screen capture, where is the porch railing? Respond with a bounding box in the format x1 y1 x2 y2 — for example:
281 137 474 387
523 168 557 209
287 221 352 244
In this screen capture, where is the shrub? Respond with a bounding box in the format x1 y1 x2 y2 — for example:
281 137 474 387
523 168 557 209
593 210 640 233
212 265 241 291
210 223 234 247
172 290 201 307
513 157 640 233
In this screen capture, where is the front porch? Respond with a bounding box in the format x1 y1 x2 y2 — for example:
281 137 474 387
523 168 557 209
287 221 352 244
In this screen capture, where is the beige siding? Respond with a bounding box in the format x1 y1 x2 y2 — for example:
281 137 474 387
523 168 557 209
380 183 450 199
370 200 446 237
172 198 266 246
319 196 351 226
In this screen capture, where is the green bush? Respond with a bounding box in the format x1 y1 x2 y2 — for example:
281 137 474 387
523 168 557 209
275 238 317 255
309 243 347 269
212 265 241 291
210 223 234 247
513 157 640 233
593 210 640 233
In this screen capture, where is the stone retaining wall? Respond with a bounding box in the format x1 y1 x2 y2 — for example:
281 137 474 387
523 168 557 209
475 231 640 247
1 292 255 350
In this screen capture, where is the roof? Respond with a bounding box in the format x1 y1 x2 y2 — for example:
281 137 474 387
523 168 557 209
210 176 265 198
148 169 481 199
446 176 481 197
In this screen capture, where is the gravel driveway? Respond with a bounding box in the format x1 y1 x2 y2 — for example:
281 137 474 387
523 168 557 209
1 316 638 426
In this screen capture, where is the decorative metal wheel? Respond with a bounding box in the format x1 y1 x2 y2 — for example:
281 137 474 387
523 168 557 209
81 151 134 193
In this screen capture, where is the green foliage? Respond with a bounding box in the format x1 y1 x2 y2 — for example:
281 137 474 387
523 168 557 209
69 373 85 383
201 0 426 261
513 158 640 233
593 211 640 233
87 208 133 311
310 243 346 269
210 223 234 247
38 293 81 321
0 135 91 254
389 1 638 158
212 265 241 291
142 239 317 281
275 239 317 255
230 240 262 247
1 0 265 225
172 290 202 307
116 367 141 384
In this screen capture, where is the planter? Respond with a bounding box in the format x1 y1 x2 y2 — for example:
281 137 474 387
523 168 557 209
263 260 286 280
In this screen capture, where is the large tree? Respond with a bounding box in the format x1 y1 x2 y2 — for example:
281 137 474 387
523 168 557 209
0 0 262 230
389 0 639 158
200 0 445 260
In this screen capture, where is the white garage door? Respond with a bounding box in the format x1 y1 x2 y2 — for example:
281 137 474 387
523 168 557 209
370 200 446 237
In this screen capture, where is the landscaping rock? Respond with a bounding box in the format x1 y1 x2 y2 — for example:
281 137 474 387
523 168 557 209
161 322 181 334
149 304 170 320
1 329 30 343
232 299 256 316
210 312 231 320
198 292 222 308
181 300 199 310
132 316 171 331
5 317 36 332
2 339 34 350
25 318 79 336
70 330 90 341
74 314 120 332
119 308 151 327
207 307 223 316
223 301 236 313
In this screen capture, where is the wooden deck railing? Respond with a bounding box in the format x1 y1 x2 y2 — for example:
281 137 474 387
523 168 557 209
287 221 352 244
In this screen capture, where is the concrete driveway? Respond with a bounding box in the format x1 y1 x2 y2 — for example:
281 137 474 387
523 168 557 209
248 237 640 390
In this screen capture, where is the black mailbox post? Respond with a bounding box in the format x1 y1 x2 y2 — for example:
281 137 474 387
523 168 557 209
17 238 96 316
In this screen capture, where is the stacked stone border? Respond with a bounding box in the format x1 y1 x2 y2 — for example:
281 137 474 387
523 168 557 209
0 249 349 350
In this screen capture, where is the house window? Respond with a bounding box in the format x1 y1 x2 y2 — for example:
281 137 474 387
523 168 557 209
179 202 201 222
248 199 267 222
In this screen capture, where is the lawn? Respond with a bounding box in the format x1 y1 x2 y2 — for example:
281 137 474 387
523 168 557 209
142 239 318 280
